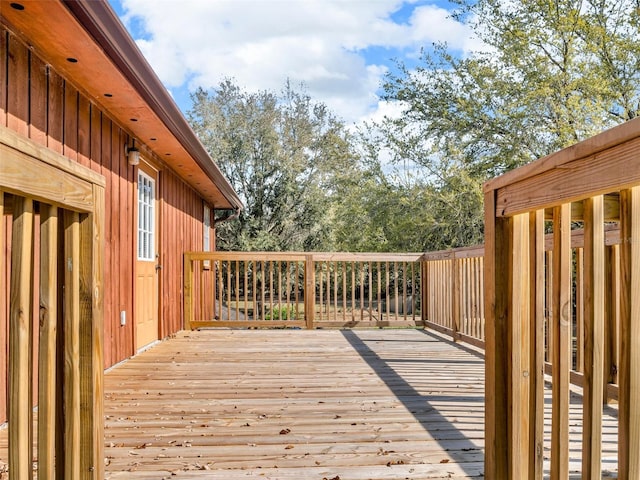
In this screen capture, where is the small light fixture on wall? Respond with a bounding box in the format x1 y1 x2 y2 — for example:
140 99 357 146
127 139 140 166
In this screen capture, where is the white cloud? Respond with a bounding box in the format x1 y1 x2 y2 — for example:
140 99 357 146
118 0 476 125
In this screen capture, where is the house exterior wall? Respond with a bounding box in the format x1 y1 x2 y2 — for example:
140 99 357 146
0 24 209 420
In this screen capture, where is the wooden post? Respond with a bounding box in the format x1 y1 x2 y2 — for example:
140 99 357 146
305 255 315 329
619 187 640 478
64 210 81 480
38 204 59 480
510 213 531 479
184 253 193 330
89 185 105 480
9 196 34 480
484 190 509 479
551 203 571 479
452 255 460 341
582 195 605 479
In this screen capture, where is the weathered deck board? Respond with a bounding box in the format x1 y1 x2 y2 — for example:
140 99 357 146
102 329 486 479
0 328 620 478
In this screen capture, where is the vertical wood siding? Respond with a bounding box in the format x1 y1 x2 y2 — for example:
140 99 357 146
0 25 208 423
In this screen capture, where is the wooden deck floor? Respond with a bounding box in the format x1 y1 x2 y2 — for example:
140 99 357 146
0 328 620 478
104 329 486 479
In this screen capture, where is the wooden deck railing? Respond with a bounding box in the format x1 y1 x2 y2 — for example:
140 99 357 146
484 117 640 479
184 252 424 329
1 126 105 480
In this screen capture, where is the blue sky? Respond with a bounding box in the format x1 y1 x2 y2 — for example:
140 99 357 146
108 0 478 125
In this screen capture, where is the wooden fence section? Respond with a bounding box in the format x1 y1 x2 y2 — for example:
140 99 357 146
184 252 423 329
0 127 105 479
484 116 640 479
422 246 485 349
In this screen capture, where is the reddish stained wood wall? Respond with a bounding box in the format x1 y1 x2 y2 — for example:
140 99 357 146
0 27 208 421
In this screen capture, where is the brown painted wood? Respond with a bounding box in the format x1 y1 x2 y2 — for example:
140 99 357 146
78 94 91 168
7 34 29 136
47 69 65 154
0 30 7 126
29 55 48 144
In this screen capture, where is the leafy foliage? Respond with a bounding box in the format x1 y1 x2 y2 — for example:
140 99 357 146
189 80 359 251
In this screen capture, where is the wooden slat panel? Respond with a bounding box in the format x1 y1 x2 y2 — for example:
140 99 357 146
78 95 91 168
582 195 605 479
0 30 7 126
47 69 64 154
8 196 34 480
7 34 29 136
38 204 59 480
0 193 5 425
551 203 571 479
64 83 79 162
91 185 105 479
101 117 113 368
509 213 531 478
530 210 545 479
29 55 48 144
604 244 620 402
619 187 640 478
64 210 81 480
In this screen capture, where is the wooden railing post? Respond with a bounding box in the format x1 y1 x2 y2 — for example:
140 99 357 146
582 195 605 479
305 255 315 329
452 254 460 342
551 203 572 479
184 253 193 330
619 187 640 478
484 191 509 479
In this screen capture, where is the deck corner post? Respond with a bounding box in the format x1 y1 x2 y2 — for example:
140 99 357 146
484 190 510 479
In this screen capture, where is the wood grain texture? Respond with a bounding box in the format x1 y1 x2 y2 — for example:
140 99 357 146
581 195 605 479
38 204 59 480
8 196 34 480
483 190 509 479
551 204 571 479
104 329 487 479
529 210 545 479
64 210 81 480
6 33 29 136
619 187 640 478
509 213 530 478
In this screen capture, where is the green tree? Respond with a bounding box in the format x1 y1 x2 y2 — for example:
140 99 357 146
365 0 640 249
189 79 359 251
